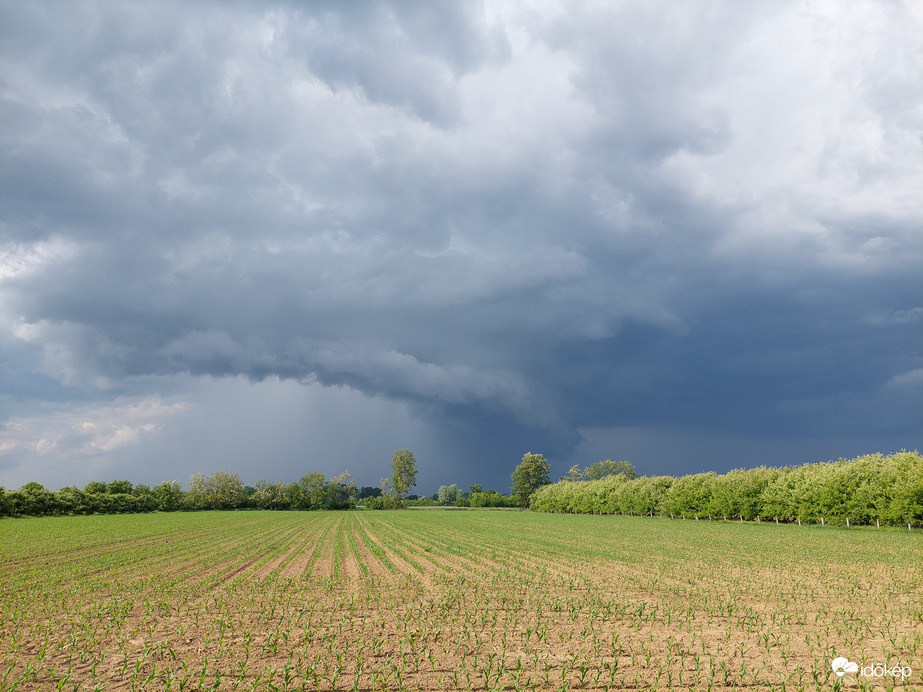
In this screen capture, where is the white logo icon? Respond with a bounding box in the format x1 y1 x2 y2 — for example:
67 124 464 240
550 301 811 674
832 657 859 677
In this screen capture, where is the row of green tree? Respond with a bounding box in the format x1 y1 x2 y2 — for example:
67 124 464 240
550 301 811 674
529 451 923 526
6 448 918 524
428 484 519 508
0 448 424 517
0 471 366 517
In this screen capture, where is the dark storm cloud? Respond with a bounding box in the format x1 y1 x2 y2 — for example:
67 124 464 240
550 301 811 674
1 0 920 490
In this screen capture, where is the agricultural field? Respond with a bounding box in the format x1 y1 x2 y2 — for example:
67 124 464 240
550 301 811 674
1 510 921 691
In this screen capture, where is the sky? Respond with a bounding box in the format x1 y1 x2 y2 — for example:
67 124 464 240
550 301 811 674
1 0 921 495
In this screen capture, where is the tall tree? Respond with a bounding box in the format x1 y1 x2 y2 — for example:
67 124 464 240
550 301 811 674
511 452 551 508
391 449 418 500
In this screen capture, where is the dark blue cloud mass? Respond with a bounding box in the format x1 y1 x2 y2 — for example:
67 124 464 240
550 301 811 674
1 0 920 493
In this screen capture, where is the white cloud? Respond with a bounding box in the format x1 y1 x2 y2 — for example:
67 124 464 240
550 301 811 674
862 307 923 327
886 368 923 389
0 397 186 460
0 238 79 283
655 0 923 271
0 377 436 491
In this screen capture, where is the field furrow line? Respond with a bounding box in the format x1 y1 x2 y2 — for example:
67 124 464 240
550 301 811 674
351 516 427 581
356 513 500 579
255 514 329 582
241 519 323 582
302 513 338 579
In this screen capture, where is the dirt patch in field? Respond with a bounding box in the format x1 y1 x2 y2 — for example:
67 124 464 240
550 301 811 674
277 540 321 580
350 528 395 581
340 536 364 581
307 531 337 579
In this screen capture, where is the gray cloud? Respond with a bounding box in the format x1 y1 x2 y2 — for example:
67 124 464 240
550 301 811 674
2 0 920 491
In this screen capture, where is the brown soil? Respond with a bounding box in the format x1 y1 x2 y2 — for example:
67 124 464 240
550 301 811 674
3 513 920 692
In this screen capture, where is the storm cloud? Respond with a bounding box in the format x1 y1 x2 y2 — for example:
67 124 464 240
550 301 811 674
2 0 921 492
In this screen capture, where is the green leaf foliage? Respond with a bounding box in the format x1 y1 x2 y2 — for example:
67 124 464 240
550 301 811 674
531 451 923 527
391 449 418 500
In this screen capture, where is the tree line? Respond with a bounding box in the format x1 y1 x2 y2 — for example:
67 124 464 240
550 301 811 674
0 448 424 517
529 451 923 527
4 449 919 525
0 471 364 517
367 451 519 508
